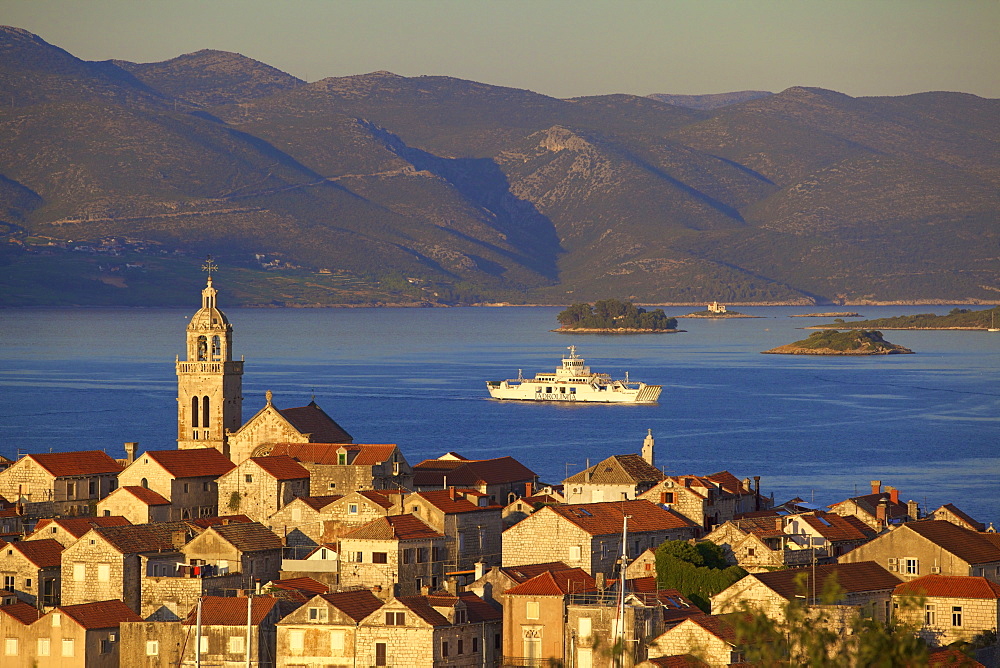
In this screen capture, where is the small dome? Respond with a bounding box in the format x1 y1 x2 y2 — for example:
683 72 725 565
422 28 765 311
188 306 231 331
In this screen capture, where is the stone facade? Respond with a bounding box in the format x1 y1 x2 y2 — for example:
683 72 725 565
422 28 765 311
893 575 1000 647
266 495 341 547
407 490 504 573
638 472 767 533
0 539 62 606
96 486 171 524
563 453 664 505
216 457 309 523
181 523 283 585
118 449 234 521
140 572 247 621
118 620 186 668
339 516 447 596
646 615 740 667
624 547 658 580
0 452 122 518
502 592 569 665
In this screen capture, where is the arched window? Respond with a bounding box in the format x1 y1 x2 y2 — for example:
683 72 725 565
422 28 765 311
140 478 148 489
202 396 210 429
211 335 221 360
197 335 208 361
191 396 200 428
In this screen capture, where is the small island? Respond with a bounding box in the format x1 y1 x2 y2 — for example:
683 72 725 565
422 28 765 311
811 306 999 331
678 301 760 318
763 330 914 355
554 299 679 333
790 312 861 318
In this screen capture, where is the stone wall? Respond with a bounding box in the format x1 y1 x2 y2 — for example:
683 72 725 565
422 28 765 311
60 537 127 607
141 573 247 621
895 594 1000 646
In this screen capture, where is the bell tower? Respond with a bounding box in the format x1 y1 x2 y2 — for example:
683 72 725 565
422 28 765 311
176 259 243 456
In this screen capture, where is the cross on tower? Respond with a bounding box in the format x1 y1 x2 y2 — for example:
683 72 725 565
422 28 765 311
202 255 218 278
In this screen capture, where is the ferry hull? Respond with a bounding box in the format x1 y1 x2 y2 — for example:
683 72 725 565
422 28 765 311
486 380 662 404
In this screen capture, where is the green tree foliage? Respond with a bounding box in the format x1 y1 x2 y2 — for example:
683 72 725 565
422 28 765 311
557 299 677 330
818 306 999 330
728 573 932 667
655 539 746 612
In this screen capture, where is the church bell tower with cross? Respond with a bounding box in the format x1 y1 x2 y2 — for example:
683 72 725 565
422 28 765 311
176 258 243 455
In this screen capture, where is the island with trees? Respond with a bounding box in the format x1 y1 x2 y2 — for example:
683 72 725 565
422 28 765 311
762 330 914 355
555 299 678 333
811 306 999 330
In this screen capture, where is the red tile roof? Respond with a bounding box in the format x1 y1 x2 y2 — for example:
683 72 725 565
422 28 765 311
30 515 132 539
250 455 310 480
92 525 179 554
320 589 384 622
395 595 451 626
342 514 443 541
797 512 877 542
58 599 143 628
503 568 596 596
644 656 709 668
933 503 985 531
143 448 235 478
206 522 283 552
685 614 737 644
753 561 901 599
928 647 985 667
904 521 1000 564
456 591 503 622
298 495 343 511
0 602 43 625
268 576 330 596
183 596 279 626
548 499 699 536
894 574 1000 600
356 490 397 509
706 471 750 495
2 538 63 568
115 486 170 506
186 515 254 529
278 402 353 443
565 454 664 485
415 489 501 514
413 456 536 487
498 562 572 583
29 450 123 477
348 444 399 466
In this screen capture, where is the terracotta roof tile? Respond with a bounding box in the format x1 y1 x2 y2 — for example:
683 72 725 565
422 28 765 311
208 522 283 552
357 490 396 509
395 595 451 626
830 492 909 519
413 456 536 487
92 525 178 554
894 574 1000 599
183 596 279 626
342 514 443 541
928 647 986 667
706 471 749 495
456 591 503 622
0 602 43 625
58 599 143 628
115 486 171 506
186 515 253 529
144 448 235 478
933 503 985 531
268 576 330 596
29 451 123 477
753 561 901 599
503 568 596 596
320 589 384 622
415 489 500 514
904 521 1000 564
298 495 343 511
798 512 877 541
499 562 572 583
250 455 310 480
686 614 737 644
31 515 132 539
278 402 353 443
549 499 698 536
349 444 398 466
644 656 709 668
3 538 63 568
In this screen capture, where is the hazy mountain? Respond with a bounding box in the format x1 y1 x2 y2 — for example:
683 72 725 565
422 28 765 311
647 90 773 109
1 26 997 306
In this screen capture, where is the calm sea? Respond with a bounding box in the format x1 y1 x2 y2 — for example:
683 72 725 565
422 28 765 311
1 305 997 525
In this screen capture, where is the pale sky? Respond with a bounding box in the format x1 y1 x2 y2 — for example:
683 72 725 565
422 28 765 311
3 0 998 99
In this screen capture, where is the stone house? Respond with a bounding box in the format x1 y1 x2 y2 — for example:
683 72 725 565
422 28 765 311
502 488 562 528
467 561 572 607
1 599 142 668
0 505 28 542
839 520 1000 583
503 499 699 577
96 486 171 524
217 455 310 522
339 514 447 595
225 393 353 465
929 503 986 532
275 588 384 668
563 453 665 504
500 566 597 666
182 521 284 588
407 488 505 575
60 524 183 612
0 450 123 517
25 515 132 546
639 471 770 533
625 547 659 579
827 480 918 530
645 614 742 667
0 603 43 665
118 448 236 520
264 442 413 493
282 489 404 545
711 561 902 623
266 494 343 547
0 538 62 606
412 453 537 505
893 574 1000 647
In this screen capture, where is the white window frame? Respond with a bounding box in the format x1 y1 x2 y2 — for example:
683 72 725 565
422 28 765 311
526 600 539 620
73 563 85 581
330 629 345 653
62 638 75 657
904 558 919 575
228 636 244 654
37 638 51 656
4 638 17 656
98 562 111 582
289 629 304 651
146 640 159 656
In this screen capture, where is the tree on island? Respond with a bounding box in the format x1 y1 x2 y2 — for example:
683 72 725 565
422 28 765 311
557 299 677 330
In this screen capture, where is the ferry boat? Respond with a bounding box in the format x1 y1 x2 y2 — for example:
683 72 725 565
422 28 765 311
486 346 662 403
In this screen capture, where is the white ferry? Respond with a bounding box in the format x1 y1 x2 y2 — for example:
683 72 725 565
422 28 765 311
486 346 662 403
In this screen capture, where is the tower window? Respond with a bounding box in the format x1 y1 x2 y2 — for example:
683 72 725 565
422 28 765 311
212 335 221 360
202 396 210 429
192 396 200 428
197 336 208 361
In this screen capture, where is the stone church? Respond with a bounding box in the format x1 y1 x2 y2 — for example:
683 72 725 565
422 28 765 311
176 270 352 464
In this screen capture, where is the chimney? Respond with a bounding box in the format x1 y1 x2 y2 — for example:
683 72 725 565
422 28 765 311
876 498 888 526
870 480 882 495
907 500 919 521
595 573 606 591
124 442 138 465
775 518 784 531
444 577 459 595
171 530 187 550
474 562 485 580
421 585 431 596
448 486 457 501
888 487 899 505
753 476 761 511
525 481 533 498
642 429 655 466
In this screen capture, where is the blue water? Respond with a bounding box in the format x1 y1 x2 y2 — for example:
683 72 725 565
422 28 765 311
1 305 997 525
